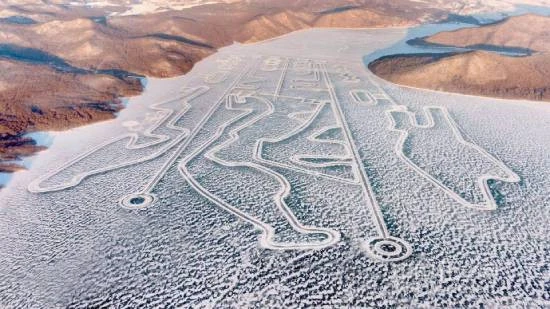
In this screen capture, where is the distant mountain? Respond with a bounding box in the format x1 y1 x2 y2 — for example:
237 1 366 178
425 14 550 52
370 14 550 102
413 0 550 15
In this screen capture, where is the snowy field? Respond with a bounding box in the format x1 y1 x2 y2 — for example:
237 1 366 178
0 26 549 307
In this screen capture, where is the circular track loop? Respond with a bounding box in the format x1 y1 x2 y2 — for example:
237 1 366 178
119 193 156 210
362 236 412 262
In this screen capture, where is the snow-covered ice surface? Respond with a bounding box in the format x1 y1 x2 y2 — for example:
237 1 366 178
1 26 549 307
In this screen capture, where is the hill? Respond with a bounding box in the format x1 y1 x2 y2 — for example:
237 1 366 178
370 14 550 102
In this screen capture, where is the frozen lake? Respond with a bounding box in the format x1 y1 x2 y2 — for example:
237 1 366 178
1 25 549 307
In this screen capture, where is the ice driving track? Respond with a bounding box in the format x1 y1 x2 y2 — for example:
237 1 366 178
178 58 341 250
27 87 209 193
319 63 413 261
121 60 254 209
24 53 521 262
385 106 520 211
178 94 341 250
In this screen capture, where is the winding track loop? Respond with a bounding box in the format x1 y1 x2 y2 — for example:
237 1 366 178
385 105 520 210
179 94 341 250
255 101 358 185
118 60 255 206
347 72 519 210
28 87 209 193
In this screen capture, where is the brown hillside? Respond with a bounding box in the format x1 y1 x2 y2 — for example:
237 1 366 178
370 51 550 101
426 14 550 52
0 59 142 167
370 14 550 102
